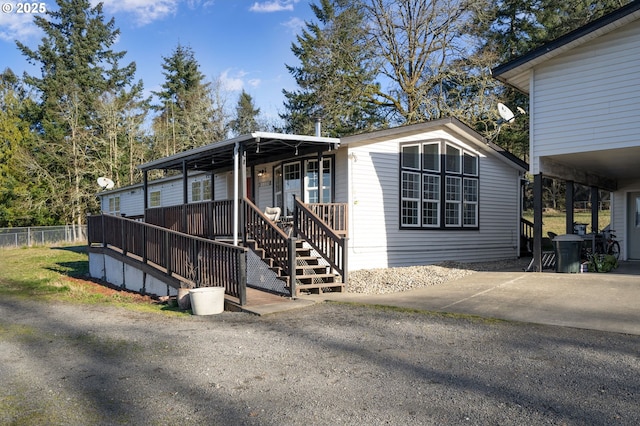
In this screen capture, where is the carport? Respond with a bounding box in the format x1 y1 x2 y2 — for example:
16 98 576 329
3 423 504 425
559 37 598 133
491 1 640 270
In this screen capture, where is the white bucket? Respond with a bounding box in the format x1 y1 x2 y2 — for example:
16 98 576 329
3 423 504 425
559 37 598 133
189 286 225 315
573 223 587 235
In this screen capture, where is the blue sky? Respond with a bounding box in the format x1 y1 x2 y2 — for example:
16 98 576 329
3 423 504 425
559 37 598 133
0 0 315 123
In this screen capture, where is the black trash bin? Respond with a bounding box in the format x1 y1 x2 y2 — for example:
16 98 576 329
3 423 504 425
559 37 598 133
553 234 583 273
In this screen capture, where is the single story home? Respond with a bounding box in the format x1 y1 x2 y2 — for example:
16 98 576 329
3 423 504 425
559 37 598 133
92 118 527 298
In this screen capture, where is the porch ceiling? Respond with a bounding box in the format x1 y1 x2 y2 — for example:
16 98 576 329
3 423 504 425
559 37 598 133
540 145 640 189
138 132 340 173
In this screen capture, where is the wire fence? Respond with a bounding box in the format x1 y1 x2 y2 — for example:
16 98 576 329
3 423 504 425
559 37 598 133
0 225 87 248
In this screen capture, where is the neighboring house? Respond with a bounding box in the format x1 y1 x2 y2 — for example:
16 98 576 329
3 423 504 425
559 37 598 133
97 119 527 274
492 0 640 267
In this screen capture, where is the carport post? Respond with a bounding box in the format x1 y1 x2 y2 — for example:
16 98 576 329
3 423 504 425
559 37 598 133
591 186 599 233
566 180 574 234
533 173 543 272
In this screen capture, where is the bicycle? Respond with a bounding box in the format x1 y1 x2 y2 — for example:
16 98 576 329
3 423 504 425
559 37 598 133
595 226 620 260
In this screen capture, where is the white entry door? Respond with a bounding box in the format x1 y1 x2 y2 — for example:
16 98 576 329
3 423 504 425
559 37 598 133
628 192 640 260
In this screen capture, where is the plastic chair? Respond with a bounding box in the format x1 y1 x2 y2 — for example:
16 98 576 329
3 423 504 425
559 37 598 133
264 206 281 222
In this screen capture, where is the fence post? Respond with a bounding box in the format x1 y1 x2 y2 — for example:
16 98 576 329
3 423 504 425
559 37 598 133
27 227 31 247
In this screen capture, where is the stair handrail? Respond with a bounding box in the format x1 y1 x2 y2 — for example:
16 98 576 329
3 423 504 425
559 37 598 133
293 196 348 286
243 199 293 278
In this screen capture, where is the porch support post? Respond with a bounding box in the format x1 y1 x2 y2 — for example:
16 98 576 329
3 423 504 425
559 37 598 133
209 172 215 200
240 145 247 244
182 160 188 232
566 180 574 234
143 170 148 218
533 173 543 272
233 142 239 245
591 186 599 233
317 150 324 203
182 160 188 205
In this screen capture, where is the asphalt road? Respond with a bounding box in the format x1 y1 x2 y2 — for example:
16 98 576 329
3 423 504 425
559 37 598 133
1 298 638 425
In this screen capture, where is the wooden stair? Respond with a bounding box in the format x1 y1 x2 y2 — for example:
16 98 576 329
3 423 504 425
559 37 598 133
247 239 344 296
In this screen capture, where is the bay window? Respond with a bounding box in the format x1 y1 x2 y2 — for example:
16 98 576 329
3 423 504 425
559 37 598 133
400 140 479 229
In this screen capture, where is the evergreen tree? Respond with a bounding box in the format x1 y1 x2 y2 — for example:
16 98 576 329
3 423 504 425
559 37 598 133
469 0 629 160
152 44 219 156
281 0 384 136
16 0 141 229
230 90 261 136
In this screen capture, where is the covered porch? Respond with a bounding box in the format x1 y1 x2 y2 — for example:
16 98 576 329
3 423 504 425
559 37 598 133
529 145 640 271
88 132 349 305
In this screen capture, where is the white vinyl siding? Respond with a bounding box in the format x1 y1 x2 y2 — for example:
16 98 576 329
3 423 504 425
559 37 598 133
531 23 640 174
346 128 521 271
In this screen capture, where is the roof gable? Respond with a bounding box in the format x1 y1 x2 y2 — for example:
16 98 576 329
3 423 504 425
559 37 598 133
492 1 640 93
342 117 528 172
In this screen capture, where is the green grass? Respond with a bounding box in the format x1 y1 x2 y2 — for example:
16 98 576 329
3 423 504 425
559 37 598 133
0 245 188 316
522 210 611 238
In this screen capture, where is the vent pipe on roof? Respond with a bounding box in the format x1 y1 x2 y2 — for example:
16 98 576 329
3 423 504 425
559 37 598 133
315 117 322 137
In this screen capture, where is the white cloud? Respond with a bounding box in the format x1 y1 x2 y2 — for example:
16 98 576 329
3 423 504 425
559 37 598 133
281 16 305 34
0 4 43 42
220 69 246 92
98 0 180 26
249 0 299 13
247 78 261 88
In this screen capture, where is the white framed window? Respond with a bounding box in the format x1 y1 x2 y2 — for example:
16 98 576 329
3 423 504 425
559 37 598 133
423 142 440 172
445 143 461 173
401 171 420 226
463 178 478 226
422 174 440 227
305 158 332 203
108 196 120 213
150 191 161 207
400 140 479 229
191 181 202 202
203 179 211 201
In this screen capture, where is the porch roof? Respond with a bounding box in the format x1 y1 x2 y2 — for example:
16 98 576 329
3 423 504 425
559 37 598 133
138 132 340 173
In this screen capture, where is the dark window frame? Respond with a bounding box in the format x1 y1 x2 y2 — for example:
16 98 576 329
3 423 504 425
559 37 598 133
399 139 479 230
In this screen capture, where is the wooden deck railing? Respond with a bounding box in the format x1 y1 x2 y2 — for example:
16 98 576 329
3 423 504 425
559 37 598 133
306 203 348 237
141 198 349 292
88 214 247 305
521 217 534 242
145 200 234 238
294 197 348 285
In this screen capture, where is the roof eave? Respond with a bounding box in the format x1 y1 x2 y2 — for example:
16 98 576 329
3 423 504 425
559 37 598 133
492 1 640 91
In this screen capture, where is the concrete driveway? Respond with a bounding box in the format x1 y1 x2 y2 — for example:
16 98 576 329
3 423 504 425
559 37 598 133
312 261 640 336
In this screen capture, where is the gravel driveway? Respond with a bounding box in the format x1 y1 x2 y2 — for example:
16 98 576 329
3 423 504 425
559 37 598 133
1 297 638 425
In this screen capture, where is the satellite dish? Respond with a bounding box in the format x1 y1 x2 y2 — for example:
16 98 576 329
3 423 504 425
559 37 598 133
497 102 515 123
97 177 115 190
